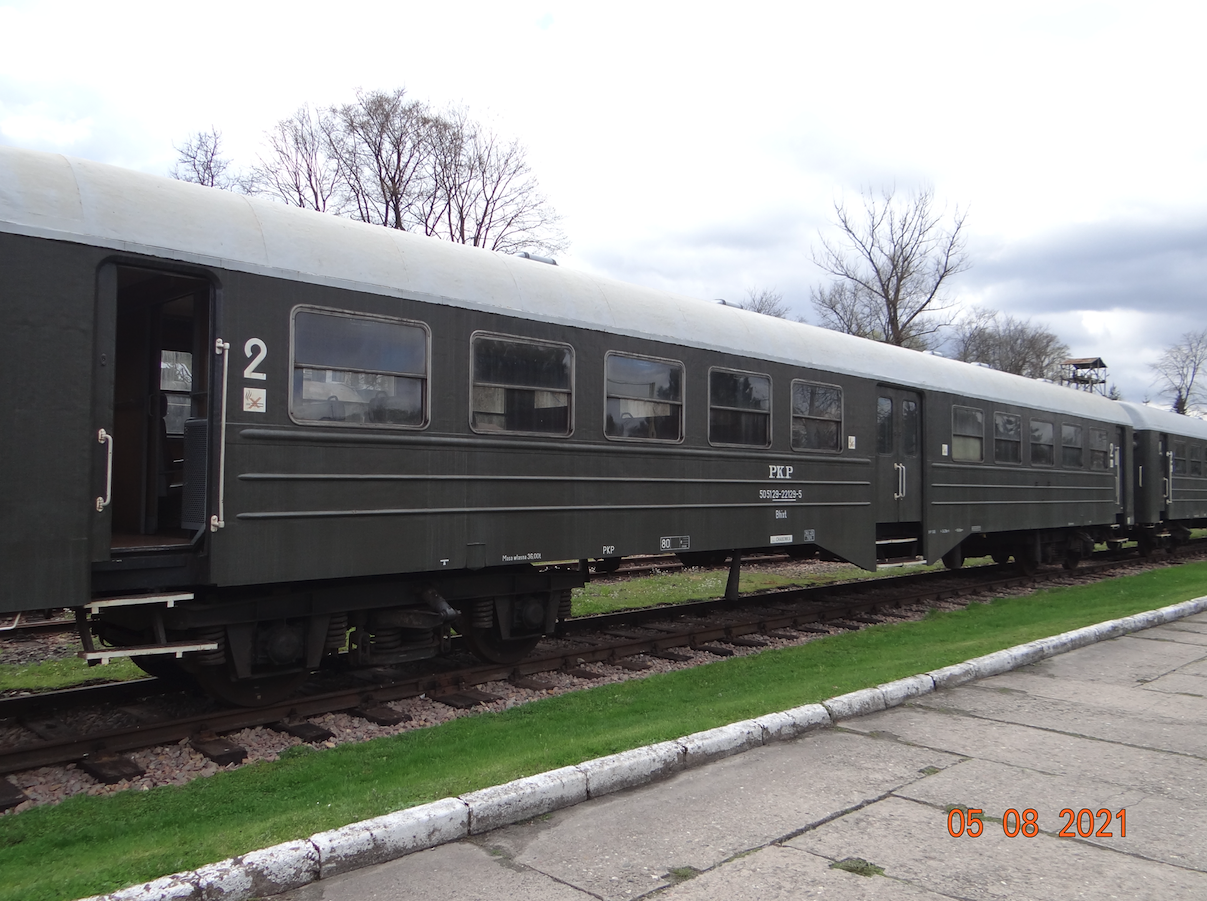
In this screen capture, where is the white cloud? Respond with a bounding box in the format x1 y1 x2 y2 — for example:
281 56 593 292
1 0 1204 396
0 107 93 147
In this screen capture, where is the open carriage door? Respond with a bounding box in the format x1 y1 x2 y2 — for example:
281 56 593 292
91 264 213 561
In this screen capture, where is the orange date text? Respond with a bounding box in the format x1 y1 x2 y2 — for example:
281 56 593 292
946 807 1126 838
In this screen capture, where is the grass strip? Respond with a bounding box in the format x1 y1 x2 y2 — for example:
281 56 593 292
570 559 955 617
2 561 1205 901
0 657 143 693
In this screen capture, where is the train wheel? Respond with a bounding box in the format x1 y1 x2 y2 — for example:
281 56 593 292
1063 551 1081 570
461 626 541 665
195 666 307 707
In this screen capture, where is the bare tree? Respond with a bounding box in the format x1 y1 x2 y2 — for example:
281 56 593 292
735 288 790 318
423 107 567 254
1150 329 1207 414
171 127 242 190
808 281 882 340
249 106 344 212
811 186 968 349
174 88 567 254
950 308 1070 380
328 88 432 230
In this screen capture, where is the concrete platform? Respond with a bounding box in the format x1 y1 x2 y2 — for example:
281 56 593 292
267 611 1207 901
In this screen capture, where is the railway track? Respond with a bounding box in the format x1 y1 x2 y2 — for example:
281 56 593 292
3 543 1200 797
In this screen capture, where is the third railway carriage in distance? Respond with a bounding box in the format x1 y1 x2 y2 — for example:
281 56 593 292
3 145 1207 704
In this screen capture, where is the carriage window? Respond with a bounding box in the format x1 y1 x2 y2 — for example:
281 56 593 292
1173 440 1188 475
1061 424 1084 468
1030 419 1054 466
1192 445 1203 477
952 406 983 462
1090 428 1110 470
291 309 428 427
604 353 683 441
791 381 842 452
876 397 893 454
994 412 1021 464
709 369 770 447
902 400 919 456
471 335 572 435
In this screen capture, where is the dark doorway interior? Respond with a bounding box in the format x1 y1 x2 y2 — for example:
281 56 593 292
109 267 210 549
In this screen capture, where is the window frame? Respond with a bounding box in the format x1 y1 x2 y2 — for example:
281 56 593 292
994 411 1022 465
468 331 575 438
790 379 844 454
289 305 431 430
1089 427 1110 471
1191 444 1203 477
706 366 772 448
1030 418 1055 467
1061 423 1084 469
876 396 893 455
951 404 984 463
603 350 686 444
1173 440 1188 476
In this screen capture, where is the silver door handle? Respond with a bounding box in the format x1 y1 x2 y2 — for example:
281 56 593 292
894 463 906 500
95 429 113 512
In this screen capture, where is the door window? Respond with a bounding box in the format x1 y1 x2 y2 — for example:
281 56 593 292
876 397 893 454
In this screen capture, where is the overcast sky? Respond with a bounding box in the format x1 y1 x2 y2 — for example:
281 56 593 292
3 0 1204 404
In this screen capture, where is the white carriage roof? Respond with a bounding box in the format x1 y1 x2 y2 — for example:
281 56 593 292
0 145 1128 424
1118 402 1207 439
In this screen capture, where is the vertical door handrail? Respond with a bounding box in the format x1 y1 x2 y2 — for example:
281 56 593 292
1112 445 1122 506
94 429 113 512
210 338 231 532
1166 450 1174 504
893 462 906 500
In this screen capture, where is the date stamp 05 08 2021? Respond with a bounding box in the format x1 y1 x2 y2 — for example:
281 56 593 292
947 807 1127 839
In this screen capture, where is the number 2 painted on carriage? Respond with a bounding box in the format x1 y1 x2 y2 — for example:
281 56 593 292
244 338 268 380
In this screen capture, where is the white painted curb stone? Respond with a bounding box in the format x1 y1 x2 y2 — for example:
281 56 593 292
679 720 763 765
461 765 587 834
576 740 684 798
312 797 469 878
823 687 886 720
878 674 935 708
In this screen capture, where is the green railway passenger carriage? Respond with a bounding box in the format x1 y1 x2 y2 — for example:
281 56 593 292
1 145 1203 704
1119 402 1207 552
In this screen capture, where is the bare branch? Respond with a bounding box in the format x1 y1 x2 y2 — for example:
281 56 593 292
170 127 243 191
949 308 1070 379
811 186 968 349
424 107 567 254
173 89 569 255
1150 329 1207 414
736 287 790 318
248 106 344 213
321 88 432 229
